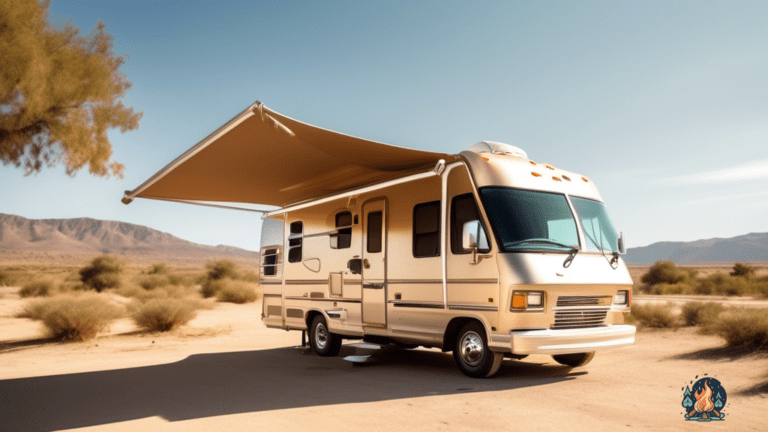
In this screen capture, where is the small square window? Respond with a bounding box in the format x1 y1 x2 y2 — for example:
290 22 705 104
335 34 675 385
331 212 352 249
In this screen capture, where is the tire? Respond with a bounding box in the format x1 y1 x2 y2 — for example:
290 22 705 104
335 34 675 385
452 322 503 378
310 315 342 357
552 351 595 367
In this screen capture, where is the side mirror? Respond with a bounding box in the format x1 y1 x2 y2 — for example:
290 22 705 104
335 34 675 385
617 232 626 255
462 221 481 251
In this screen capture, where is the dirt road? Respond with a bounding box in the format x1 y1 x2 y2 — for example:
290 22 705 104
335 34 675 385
0 292 765 431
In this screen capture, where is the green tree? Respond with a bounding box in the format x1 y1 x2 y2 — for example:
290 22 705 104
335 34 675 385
0 0 141 177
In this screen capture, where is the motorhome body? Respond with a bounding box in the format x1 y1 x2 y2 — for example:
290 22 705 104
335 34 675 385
123 102 635 378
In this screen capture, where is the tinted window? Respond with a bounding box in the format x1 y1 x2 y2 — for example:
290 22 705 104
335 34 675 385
288 221 303 262
413 201 440 258
451 194 490 254
367 211 383 253
480 188 578 252
332 211 352 249
262 248 277 276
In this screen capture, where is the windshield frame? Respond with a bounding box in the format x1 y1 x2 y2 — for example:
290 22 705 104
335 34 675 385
478 186 582 254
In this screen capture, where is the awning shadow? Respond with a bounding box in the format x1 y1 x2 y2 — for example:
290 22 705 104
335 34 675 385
1 346 579 431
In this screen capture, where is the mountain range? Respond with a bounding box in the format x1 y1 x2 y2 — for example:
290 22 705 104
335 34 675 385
625 232 768 264
2 212 766 266
0 213 258 266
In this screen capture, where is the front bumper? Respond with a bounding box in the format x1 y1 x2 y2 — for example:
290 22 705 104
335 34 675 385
510 324 636 355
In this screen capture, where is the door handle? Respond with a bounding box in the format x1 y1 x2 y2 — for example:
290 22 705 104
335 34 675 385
362 282 384 289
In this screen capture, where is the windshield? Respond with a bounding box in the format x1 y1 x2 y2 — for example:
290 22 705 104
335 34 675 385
570 197 619 253
480 188 579 252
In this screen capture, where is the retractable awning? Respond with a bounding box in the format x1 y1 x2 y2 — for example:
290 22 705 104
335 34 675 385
122 102 456 210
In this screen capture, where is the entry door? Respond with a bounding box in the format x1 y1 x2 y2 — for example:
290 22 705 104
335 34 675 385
362 199 387 326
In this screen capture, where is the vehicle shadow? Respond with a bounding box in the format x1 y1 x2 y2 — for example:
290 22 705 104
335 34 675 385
664 345 768 362
0 346 579 431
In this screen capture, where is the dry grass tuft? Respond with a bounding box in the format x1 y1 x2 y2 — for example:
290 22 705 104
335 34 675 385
627 303 680 328
205 260 237 281
146 263 170 275
132 298 200 332
216 279 259 304
16 295 123 341
19 280 54 298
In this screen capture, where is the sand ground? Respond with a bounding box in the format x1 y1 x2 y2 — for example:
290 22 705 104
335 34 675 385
0 286 765 432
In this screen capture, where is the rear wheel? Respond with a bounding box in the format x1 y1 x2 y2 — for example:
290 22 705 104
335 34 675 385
452 322 503 378
310 315 342 357
552 351 595 367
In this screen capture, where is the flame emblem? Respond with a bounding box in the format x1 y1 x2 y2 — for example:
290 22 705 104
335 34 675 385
682 376 727 422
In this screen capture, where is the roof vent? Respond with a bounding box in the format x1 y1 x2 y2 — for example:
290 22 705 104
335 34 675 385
465 141 527 159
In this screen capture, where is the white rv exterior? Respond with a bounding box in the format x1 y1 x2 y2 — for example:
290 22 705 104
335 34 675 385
258 142 634 378
123 102 635 378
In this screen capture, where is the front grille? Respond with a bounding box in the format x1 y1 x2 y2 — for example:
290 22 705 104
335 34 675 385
556 295 611 307
552 308 608 329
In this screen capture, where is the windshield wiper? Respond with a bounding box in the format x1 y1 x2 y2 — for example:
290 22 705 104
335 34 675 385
504 239 580 268
504 238 578 251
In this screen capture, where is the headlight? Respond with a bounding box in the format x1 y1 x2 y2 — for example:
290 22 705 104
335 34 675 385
511 290 545 310
614 290 629 305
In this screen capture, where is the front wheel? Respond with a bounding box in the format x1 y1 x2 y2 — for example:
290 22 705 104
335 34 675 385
453 322 503 378
552 351 595 367
309 315 342 357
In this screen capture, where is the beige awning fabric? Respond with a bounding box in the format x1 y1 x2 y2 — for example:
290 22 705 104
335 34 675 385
123 102 457 209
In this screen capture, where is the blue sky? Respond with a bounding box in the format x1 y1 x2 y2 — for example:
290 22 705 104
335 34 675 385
1 1 767 251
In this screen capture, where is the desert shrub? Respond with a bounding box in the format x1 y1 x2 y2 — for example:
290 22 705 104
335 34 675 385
626 303 680 328
205 260 237 281
216 279 259 304
694 273 751 296
238 269 260 283
731 263 756 277
137 274 169 290
17 295 122 341
58 280 87 292
710 309 768 351
132 298 199 332
79 256 122 292
201 278 225 298
681 302 725 327
641 261 693 286
19 280 54 298
0 270 15 287
648 282 693 295
146 263 170 275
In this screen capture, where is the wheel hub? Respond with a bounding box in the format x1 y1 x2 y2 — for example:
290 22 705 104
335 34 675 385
460 331 484 367
315 323 328 350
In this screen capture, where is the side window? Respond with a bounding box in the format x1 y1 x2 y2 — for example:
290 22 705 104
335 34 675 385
413 201 440 258
367 211 383 253
288 221 303 263
451 194 491 254
261 248 278 276
331 211 352 249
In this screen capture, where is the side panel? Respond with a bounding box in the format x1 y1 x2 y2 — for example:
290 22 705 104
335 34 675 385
446 166 500 330
384 176 446 341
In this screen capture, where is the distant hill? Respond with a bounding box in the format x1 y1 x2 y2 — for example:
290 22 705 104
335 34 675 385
0 213 258 267
625 232 768 264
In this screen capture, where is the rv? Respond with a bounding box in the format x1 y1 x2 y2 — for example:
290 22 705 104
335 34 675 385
123 102 635 378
